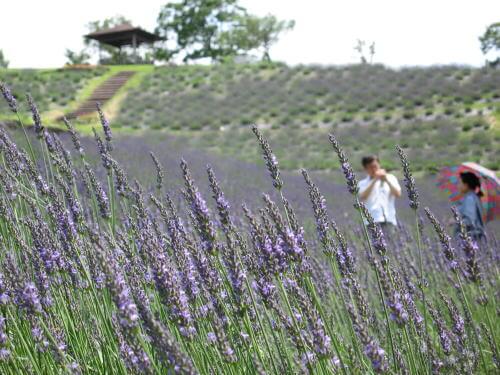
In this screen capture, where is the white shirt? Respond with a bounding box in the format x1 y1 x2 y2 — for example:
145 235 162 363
358 174 401 225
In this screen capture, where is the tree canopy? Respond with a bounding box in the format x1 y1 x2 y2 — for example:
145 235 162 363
220 14 294 61
155 0 294 62
64 49 90 65
479 22 500 66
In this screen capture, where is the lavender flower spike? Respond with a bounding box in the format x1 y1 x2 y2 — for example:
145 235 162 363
396 145 419 210
451 206 481 283
96 102 112 151
20 282 43 315
0 82 17 113
424 207 458 272
252 125 283 190
328 133 358 195
84 162 110 219
0 315 10 361
63 117 84 156
26 94 44 137
150 152 164 190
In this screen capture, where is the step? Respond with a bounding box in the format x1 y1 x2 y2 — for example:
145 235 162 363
60 71 136 120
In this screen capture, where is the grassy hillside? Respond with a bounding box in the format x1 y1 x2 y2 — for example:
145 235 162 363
117 63 499 130
1 63 499 171
114 63 499 171
0 67 107 116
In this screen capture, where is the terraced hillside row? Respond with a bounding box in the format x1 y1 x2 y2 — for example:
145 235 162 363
0 67 106 114
1 63 498 171
116 63 499 130
115 63 499 171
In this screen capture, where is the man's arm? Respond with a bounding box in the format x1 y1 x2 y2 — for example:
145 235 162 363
359 178 377 201
383 175 401 198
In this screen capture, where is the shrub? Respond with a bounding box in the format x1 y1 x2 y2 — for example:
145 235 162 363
189 122 203 130
402 109 416 119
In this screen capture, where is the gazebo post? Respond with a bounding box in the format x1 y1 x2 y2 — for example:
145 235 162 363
132 33 137 63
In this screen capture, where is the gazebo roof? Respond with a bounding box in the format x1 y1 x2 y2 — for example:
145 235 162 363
85 23 163 48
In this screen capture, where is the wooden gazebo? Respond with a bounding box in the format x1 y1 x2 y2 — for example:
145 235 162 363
85 23 163 59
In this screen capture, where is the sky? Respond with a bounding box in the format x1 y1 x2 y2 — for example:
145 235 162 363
1 0 499 68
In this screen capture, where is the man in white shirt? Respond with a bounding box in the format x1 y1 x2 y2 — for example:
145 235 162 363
358 155 402 235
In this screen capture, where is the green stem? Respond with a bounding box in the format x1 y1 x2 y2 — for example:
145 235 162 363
303 275 348 375
456 275 488 373
355 205 398 371
15 113 36 164
414 212 429 346
276 275 314 374
242 276 281 374
6 309 42 374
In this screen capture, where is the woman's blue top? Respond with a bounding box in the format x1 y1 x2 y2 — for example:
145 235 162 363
458 191 485 238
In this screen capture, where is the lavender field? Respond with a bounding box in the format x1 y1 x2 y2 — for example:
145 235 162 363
0 85 498 374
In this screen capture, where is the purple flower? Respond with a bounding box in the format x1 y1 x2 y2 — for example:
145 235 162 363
252 276 277 308
0 273 9 305
397 145 419 210
312 318 331 356
358 202 388 262
388 292 409 326
0 82 17 113
181 160 217 254
425 208 458 272
26 94 44 137
301 351 316 369
252 125 283 190
402 291 424 333
111 159 129 196
93 129 112 170
207 332 217 344
20 282 42 315
364 341 388 373
84 162 110 219
97 102 112 151
429 307 453 356
0 315 8 354
135 296 197 374
97 246 139 330
150 152 164 190
283 227 305 260
0 348 10 361
302 169 332 253
31 325 49 352
63 118 84 156
329 133 359 195
149 252 196 339
452 206 481 283
261 234 287 274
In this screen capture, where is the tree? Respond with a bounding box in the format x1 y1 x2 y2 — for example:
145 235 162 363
156 0 247 62
368 42 376 64
479 22 500 67
65 49 90 65
155 1 294 63
0 50 9 68
222 14 294 61
354 39 376 64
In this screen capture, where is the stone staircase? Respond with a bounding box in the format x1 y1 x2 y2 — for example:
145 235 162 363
63 71 135 119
